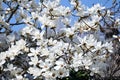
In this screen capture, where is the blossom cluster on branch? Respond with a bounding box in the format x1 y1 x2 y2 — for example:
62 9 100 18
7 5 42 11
0 0 120 80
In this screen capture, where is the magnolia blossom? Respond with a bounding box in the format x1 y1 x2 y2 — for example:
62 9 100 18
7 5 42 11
0 0 118 80
28 67 42 79
29 55 39 66
88 4 105 15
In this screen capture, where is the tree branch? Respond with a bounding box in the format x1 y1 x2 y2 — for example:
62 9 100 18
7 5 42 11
6 5 19 23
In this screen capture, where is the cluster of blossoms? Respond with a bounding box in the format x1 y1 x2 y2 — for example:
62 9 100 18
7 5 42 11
0 0 120 80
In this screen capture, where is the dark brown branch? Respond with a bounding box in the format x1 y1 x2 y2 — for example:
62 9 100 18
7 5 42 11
6 5 19 23
10 22 25 26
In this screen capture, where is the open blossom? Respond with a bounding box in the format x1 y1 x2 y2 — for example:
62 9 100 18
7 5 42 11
31 12 39 20
60 27 75 37
71 52 84 71
38 14 58 28
54 58 66 70
28 67 42 78
28 47 40 56
0 59 5 67
78 34 97 48
20 25 33 36
88 4 105 14
31 28 44 40
52 6 71 16
57 68 69 78
39 59 53 72
29 55 39 66
102 42 113 53
43 0 60 9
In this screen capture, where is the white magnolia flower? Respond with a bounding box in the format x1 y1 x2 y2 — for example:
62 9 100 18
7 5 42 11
48 38 57 46
4 64 15 71
42 71 56 80
115 18 120 27
39 59 53 72
38 14 51 27
7 33 16 42
31 11 39 19
103 42 113 53
88 4 105 14
5 49 18 60
113 35 120 42
0 52 6 61
40 48 49 56
23 17 33 25
15 74 23 80
53 6 70 16
28 48 40 56
71 52 84 71
15 39 26 49
78 34 96 48
3 64 22 76
82 58 93 69
39 14 58 28
57 68 69 78
29 56 39 66
94 41 102 51
28 67 42 79
61 27 75 37
54 58 66 70
31 28 42 40
21 25 33 36
0 60 5 67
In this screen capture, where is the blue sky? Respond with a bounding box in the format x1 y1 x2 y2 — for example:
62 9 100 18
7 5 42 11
60 0 113 7
81 0 113 7
12 0 113 32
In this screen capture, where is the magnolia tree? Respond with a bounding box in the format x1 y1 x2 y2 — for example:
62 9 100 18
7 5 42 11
0 0 120 80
